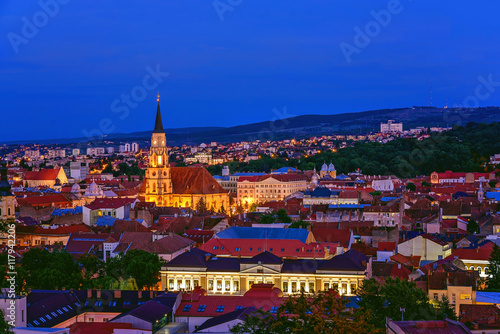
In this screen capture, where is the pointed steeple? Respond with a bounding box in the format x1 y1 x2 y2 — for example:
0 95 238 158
153 93 164 133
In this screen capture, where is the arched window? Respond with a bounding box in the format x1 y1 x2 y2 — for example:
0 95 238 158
477 266 482 274
152 183 156 192
485 267 489 275
0 208 2 216
7 208 10 215
470 266 475 271
158 156 162 166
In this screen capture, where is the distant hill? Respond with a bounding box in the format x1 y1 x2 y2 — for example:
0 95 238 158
8 106 500 145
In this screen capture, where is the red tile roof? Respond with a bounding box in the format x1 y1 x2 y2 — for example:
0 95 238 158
85 198 136 210
378 241 396 252
170 167 227 194
24 168 61 181
312 228 351 248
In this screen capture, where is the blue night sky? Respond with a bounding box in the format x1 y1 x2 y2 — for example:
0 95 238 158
1 1 500 141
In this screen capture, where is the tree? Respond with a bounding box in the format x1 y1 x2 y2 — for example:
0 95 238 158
467 218 480 235
276 209 292 224
121 250 163 290
369 191 381 196
289 220 310 229
406 182 416 191
196 197 207 214
357 277 436 329
0 309 14 334
435 295 457 320
422 181 431 187
486 244 500 291
231 290 382 334
489 180 497 188
259 213 276 224
79 254 104 289
19 248 82 291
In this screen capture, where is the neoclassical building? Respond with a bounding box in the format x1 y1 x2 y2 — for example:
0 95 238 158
161 248 371 297
140 96 229 212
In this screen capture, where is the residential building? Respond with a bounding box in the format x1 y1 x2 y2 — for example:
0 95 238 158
380 120 403 133
82 198 136 226
398 234 451 261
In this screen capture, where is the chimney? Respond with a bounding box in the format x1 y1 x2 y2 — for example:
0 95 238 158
96 289 101 299
87 290 92 299
398 264 401 269
114 290 121 299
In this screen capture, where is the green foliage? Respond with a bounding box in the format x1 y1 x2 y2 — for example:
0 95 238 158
467 218 480 235
196 197 207 213
208 122 500 178
435 295 457 321
486 244 500 291
406 182 416 191
357 277 436 329
121 250 163 289
289 220 310 229
369 191 381 196
276 209 292 224
490 180 497 188
231 290 382 334
20 248 82 291
422 181 431 187
259 213 276 224
0 309 14 334
79 254 105 289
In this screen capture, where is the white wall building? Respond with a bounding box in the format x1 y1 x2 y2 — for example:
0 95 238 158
380 120 403 133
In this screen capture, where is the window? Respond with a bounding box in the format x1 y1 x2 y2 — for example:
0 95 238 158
283 282 288 293
270 306 279 314
281 248 285 252
88 318 94 322
300 282 306 292
94 301 102 307
197 305 207 312
39 317 46 323
109 301 117 307
103 318 109 322
309 282 315 293
452 294 456 305
62 307 68 312
51 312 57 317
208 280 214 290
169 279 174 290
433 293 438 300
235 306 243 310
477 266 482 274
182 305 192 312
46 314 52 320
177 279 183 289
193 279 199 288
225 280 231 291
249 280 254 288
217 280 222 291
350 283 357 294
291 282 297 293
216 305 225 313
324 282 330 291
234 281 240 291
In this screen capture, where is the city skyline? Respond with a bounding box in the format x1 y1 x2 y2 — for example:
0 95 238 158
2 1 500 141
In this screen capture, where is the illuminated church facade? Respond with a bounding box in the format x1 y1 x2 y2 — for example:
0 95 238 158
140 96 229 212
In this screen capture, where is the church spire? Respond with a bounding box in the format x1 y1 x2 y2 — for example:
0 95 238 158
153 93 164 133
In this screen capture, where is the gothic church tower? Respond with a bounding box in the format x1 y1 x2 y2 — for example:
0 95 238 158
145 94 173 206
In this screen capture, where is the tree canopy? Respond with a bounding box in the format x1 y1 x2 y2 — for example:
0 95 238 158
231 290 382 334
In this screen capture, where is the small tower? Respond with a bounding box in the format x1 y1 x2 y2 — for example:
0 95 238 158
0 163 15 220
478 181 484 203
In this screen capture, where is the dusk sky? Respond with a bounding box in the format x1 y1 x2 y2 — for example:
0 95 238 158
1 0 500 142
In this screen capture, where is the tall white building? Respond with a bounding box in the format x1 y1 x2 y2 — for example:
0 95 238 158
131 142 139 152
380 120 403 133
70 162 89 180
87 147 105 156
24 150 40 160
47 149 66 159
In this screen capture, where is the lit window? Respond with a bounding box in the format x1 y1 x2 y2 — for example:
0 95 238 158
197 305 207 312
216 305 225 312
270 306 279 314
182 305 192 312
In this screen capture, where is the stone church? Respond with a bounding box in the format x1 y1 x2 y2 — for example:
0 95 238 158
139 96 229 212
